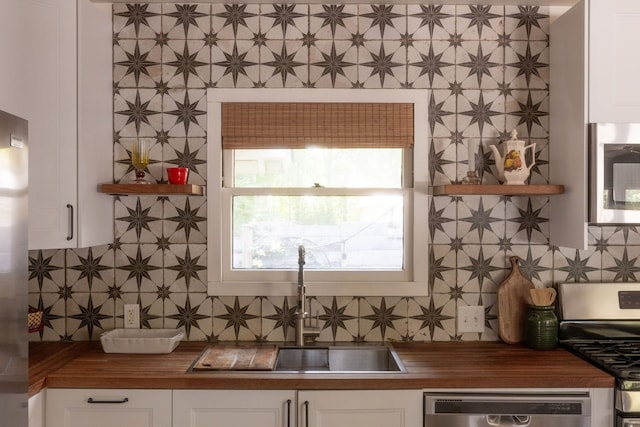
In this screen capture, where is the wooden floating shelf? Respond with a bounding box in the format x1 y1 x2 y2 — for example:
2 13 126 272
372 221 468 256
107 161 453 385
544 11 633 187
99 183 205 196
431 184 565 196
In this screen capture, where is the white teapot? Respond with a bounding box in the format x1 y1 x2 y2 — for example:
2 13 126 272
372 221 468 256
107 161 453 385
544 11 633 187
490 130 536 185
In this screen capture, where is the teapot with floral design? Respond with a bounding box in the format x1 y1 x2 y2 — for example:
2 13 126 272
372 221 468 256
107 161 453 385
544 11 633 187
490 130 536 185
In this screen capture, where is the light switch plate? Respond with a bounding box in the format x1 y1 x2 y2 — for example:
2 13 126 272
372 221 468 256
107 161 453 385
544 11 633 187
458 305 485 333
124 304 140 329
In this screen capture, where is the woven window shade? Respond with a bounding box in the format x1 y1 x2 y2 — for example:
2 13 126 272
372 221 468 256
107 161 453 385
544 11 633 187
221 102 414 149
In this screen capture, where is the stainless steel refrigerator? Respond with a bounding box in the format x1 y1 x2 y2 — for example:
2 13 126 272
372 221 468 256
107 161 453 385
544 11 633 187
0 110 28 426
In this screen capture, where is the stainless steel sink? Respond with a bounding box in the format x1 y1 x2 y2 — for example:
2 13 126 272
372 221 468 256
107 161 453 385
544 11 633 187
274 345 405 373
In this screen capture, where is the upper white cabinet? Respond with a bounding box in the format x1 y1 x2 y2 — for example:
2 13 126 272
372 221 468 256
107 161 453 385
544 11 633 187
0 0 113 250
549 0 640 249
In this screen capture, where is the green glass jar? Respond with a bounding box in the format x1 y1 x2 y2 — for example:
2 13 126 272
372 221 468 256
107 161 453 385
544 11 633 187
524 305 558 350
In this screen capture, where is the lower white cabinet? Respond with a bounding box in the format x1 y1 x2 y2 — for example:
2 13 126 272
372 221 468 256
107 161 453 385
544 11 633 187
46 389 172 427
173 390 296 427
29 389 45 427
173 389 422 427
298 390 422 427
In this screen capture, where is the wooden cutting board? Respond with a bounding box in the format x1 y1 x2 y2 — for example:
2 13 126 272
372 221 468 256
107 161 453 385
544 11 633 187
192 344 278 371
498 256 535 344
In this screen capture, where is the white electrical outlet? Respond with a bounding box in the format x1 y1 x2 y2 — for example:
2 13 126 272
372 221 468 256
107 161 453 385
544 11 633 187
458 305 485 333
124 304 140 329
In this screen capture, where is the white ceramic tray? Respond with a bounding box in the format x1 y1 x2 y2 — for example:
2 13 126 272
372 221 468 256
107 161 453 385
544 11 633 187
100 329 184 354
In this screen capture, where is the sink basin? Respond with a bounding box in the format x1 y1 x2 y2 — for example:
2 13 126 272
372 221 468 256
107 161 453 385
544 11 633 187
274 345 405 373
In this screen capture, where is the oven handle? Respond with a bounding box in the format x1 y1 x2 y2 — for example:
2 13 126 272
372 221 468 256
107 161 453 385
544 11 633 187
487 415 531 427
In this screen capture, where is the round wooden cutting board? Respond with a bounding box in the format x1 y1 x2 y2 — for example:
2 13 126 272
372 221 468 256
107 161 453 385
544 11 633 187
497 256 535 344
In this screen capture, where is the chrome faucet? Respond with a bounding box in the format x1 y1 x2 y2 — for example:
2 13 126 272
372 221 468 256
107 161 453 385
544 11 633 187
295 245 309 346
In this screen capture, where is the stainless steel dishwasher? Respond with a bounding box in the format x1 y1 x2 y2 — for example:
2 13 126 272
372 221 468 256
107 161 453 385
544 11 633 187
424 393 590 427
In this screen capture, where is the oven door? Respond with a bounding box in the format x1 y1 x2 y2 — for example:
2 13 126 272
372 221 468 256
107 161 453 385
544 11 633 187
590 123 640 224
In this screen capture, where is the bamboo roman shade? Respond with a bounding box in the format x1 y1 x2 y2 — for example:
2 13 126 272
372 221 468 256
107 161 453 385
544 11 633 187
221 102 414 149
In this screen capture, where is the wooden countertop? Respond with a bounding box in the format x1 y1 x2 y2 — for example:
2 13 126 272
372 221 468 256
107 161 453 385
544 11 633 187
29 341 614 397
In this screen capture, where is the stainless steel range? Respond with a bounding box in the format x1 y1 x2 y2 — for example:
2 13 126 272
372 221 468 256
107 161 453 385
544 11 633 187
559 282 640 427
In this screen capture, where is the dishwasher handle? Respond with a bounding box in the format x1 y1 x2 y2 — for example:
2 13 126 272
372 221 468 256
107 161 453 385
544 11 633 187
487 415 531 427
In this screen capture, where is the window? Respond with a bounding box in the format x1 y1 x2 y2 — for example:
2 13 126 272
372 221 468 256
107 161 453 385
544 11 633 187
207 89 428 296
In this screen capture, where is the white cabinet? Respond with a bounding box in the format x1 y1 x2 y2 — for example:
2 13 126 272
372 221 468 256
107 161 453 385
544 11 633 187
173 390 296 427
29 390 45 427
0 0 113 250
46 389 172 427
298 390 422 427
173 389 422 427
549 0 640 249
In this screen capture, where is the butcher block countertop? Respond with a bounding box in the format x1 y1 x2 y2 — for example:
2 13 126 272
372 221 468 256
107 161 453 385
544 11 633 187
29 341 614 397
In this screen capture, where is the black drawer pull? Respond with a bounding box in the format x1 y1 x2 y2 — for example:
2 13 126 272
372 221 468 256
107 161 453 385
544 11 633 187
87 397 129 404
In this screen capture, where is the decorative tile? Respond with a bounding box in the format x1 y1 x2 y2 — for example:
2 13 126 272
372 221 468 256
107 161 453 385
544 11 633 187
114 195 163 243
212 4 260 40
360 40 406 88
260 4 308 40
429 244 457 294
213 296 261 341
162 4 211 40
456 40 504 89
162 39 211 88
163 89 207 137
309 4 358 40
261 40 308 88
602 246 640 282
66 245 114 293
429 137 457 185
310 296 358 342
457 195 505 244
455 5 504 42
113 3 162 40
359 297 407 342
29 249 65 293
407 5 455 41
114 244 164 293
164 244 207 292
359 4 406 41
164 196 207 244
505 196 550 245
457 90 505 138
211 40 260 87
407 40 456 89
166 293 212 339
428 195 457 244
114 39 163 89
114 89 163 138
408 295 455 341
28 293 66 341
309 40 358 88
457 244 505 293
507 245 554 287
262 296 297 342
553 246 602 283
505 6 549 42
505 90 549 138
67 293 114 340
428 90 456 138
505 41 549 90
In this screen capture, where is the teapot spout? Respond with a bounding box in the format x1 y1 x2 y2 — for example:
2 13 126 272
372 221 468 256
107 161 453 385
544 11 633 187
490 145 504 181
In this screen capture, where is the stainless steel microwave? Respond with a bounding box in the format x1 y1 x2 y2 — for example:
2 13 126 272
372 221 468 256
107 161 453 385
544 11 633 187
590 123 640 224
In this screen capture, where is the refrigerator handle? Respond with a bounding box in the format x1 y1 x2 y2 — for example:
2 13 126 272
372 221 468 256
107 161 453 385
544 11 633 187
66 204 74 241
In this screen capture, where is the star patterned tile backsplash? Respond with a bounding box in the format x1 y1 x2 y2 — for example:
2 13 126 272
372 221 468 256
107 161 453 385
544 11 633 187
27 3 640 344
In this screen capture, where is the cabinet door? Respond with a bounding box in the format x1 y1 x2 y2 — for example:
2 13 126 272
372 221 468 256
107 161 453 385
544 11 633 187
590 0 640 122
28 390 45 427
298 390 422 427
46 389 172 427
173 390 296 427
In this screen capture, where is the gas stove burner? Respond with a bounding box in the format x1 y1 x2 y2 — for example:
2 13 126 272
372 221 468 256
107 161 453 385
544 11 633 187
565 340 640 380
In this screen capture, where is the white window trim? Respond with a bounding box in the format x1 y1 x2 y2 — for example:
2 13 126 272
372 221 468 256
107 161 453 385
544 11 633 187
207 88 429 297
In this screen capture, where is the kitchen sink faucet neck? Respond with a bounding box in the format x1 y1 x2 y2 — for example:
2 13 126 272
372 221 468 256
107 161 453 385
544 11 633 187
295 245 309 347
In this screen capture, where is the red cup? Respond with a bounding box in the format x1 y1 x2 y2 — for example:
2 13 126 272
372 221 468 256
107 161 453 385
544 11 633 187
167 167 189 184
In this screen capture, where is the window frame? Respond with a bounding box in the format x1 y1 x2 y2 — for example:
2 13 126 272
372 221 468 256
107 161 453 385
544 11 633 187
207 89 429 297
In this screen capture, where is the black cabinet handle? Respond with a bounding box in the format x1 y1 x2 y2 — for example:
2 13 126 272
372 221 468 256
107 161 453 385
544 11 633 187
66 204 74 241
87 397 129 404
286 399 291 427
304 400 309 427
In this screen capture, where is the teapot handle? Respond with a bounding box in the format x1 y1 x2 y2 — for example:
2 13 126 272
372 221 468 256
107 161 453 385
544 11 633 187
524 143 537 168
